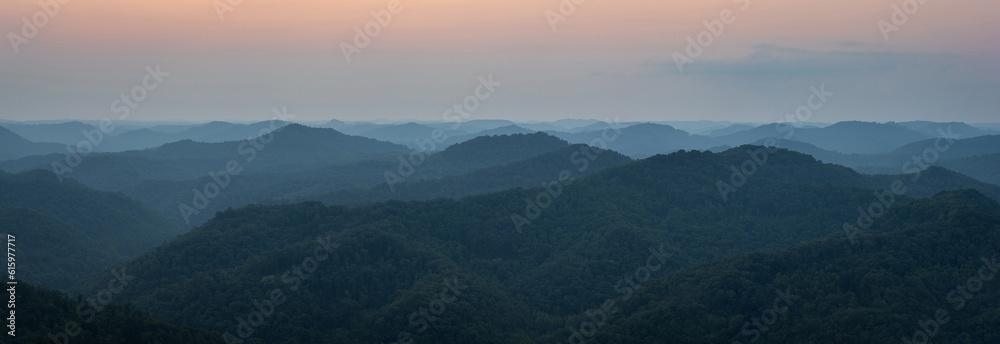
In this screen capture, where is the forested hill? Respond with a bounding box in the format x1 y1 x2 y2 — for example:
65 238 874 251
0 169 182 290
109 131 579 228
0 125 61 160
757 135 1000 186
304 144 632 206
69 147 1000 343
0 170 180 256
15 281 224 343
711 145 1000 202
0 124 410 192
408 132 571 179
587 189 1000 343
938 152 1000 186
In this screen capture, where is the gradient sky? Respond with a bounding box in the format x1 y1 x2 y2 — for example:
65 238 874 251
1 0 998 123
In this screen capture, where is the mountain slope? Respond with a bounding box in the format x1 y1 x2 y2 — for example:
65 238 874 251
411 132 569 179
589 190 1000 343
131 132 571 227
0 169 183 289
0 169 181 256
72 147 1000 343
119 124 405 166
760 136 1000 188
724 142 1000 202
550 123 709 158
798 121 932 154
100 132 572 228
440 125 536 147
708 123 755 137
4 131 573 229
0 126 63 161
939 153 1000 186
0 124 410 191
718 121 931 154
0 207 115 290
121 159 398 227
17 281 224 343
444 119 518 133
897 120 993 139
1 121 101 145
888 134 1000 161
97 120 291 152
306 144 633 205
355 122 467 148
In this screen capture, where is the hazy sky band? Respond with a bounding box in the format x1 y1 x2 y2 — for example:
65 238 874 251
1 0 997 122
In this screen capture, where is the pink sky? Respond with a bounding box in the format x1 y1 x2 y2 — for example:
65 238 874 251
1 0 998 122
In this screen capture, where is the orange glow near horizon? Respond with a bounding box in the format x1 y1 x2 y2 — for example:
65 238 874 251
2 0 998 123
2 0 996 57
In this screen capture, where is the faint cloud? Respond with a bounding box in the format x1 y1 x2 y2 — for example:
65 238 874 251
835 40 864 48
649 44 962 83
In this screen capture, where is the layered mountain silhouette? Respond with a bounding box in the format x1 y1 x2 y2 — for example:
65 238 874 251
3 119 998 343
0 126 62 160
67 147 1000 343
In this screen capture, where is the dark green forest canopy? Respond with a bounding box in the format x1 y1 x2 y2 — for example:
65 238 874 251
589 190 1000 343
65 146 1000 343
0 169 182 290
12 281 223 343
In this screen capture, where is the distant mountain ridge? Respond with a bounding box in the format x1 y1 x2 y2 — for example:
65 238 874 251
896 120 993 138
99 120 292 152
303 143 633 206
355 122 467 149
438 125 537 147
714 121 933 154
5 119 997 161
118 132 575 228
1 121 99 145
2 120 294 153
0 126 62 160
0 124 410 191
758 135 1000 186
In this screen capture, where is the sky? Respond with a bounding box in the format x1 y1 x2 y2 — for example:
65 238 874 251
1 0 998 124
